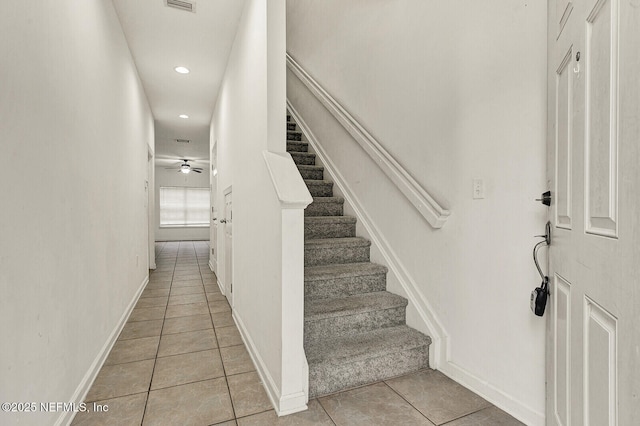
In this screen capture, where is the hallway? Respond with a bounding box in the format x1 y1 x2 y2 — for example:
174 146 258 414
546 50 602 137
71 241 524 425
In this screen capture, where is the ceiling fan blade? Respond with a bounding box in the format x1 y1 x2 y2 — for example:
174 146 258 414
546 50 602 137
192 169 202 173
192 168 203 171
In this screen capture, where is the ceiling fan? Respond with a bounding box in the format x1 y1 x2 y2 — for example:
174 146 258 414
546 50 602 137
165 159 203 174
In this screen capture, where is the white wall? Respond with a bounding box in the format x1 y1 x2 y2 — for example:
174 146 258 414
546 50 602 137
155 165 210 241
211 0 307 414
287 1 547 424
0 1 154 425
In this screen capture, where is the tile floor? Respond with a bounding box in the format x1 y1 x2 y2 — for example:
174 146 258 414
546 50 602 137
73 241 525 426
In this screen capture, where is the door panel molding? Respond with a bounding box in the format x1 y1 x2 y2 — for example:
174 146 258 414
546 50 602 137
583 296 618 426
554 274 572 426
584 0 619 238
555 47 574 230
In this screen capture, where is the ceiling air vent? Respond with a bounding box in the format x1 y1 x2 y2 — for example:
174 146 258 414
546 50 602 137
165 0 195 13
175 139 190 144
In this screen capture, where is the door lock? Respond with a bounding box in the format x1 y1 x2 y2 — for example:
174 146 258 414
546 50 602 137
536 191 551 206
531 221 551 316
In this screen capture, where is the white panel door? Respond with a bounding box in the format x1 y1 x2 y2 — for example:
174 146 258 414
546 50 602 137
224 190 233 308
210 144 218 275
546 1 640 425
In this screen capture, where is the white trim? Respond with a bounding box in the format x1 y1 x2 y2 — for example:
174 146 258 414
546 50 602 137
439 360 545 426
233 311 308 416
263 150 313 209
288 101 446 366
61 275 149 426
286 53 450 229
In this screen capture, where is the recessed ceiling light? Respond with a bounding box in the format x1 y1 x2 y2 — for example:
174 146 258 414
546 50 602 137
174 66 190 74
179 114 189 119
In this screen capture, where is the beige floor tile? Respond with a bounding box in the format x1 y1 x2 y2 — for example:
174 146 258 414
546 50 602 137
165 302 209 318
151 349 225 390
213 421 237 426
168 293 207 306
237 399 334 426
216 325 243 348
148 273 173 282
85 360 154 402
119 319 163 340
135 296 168 309
140 288 170 298
170 286 204 296
71 393 147 425
206 286 222 295
385 369 491 425
158 329 217 357
207 292 227 303
143 378 234 426
227 371 272 418
319 382 433 426
171 279 203 288
162 314 213 335
209 300 232 314
105 336 159 365
220 344 255 376
211 311 235 328
145 281 171 290
444 406 525 426
128 306 166 322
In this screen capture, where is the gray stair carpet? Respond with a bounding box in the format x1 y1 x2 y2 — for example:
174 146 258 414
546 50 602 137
286 113 431 398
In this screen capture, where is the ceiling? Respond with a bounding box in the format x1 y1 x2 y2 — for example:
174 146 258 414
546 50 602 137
112 0 245 167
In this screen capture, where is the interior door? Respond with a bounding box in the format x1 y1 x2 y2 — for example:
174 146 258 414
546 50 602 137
210 143 218 275
546 1 640 425
224 189 233 308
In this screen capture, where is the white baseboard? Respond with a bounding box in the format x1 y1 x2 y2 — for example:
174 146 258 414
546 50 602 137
59 275 149 426
233 311 307 417
440 361 545 426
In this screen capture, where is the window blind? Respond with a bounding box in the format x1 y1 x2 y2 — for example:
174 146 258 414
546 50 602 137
160 187 209 227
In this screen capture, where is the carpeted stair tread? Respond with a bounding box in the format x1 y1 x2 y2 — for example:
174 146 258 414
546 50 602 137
304 180 333 197
305 325 431 365
305 237 370 249
297 165 323 180
287 141 308 152
305 291 407 321
305 262 388 282
287 130 303 141
297 165 324 172
305 216 356 239
309 196 343 204
305 216 355 224
290 152 316 165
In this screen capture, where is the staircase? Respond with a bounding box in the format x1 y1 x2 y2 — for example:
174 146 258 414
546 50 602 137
286 114 432 397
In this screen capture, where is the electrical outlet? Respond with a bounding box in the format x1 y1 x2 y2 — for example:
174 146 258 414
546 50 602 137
473 179 485 199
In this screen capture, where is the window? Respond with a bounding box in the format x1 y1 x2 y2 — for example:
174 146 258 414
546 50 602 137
159 187 210 227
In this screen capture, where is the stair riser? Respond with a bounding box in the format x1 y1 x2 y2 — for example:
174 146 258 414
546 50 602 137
305 202 343 217
287 131 302 141
308 346 429 397
305 273 387 300
305 307 405 345
287 141 308 152
305 222 355 239
306 183 333 197
298 168 323 180
304 246 369 267
287 123 296 131
291 153 316 166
